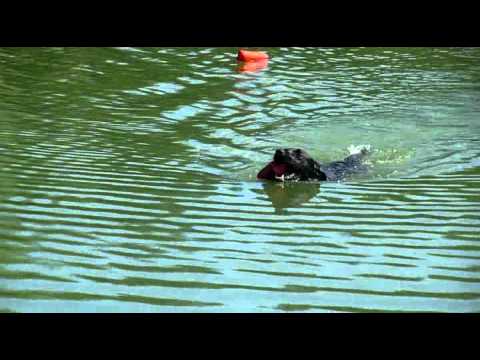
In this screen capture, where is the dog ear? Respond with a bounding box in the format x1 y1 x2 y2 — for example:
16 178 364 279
308 158 327 181
316 170 327 181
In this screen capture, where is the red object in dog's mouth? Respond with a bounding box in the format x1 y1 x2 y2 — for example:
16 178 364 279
272 162 287 176
257 161 288 180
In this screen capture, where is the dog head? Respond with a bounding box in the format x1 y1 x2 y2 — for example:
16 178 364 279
257 148 326 182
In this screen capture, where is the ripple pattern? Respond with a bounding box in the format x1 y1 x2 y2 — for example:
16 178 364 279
0 47 479 312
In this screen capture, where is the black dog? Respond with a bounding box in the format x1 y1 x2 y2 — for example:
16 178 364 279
257 147 369 182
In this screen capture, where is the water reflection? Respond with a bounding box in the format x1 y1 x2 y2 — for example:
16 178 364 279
258 181 321 214
237 59 269 73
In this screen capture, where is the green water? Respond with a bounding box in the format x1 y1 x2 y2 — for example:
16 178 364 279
0 47 479 312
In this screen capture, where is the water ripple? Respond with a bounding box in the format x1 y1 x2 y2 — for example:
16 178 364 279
0 47 479 312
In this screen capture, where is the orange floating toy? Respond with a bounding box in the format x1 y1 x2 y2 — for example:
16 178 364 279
237 49 269 62
237 58 269 73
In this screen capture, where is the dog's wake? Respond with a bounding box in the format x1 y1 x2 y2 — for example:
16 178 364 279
347 144 372 156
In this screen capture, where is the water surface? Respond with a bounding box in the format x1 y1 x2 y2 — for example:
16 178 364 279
0 47 479 312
